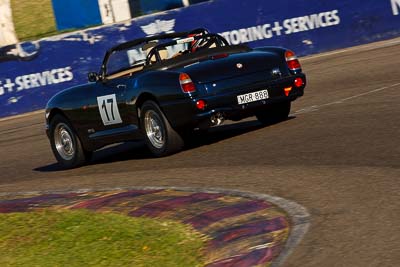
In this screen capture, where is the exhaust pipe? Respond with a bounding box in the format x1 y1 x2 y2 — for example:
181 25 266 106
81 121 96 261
210 112 225 126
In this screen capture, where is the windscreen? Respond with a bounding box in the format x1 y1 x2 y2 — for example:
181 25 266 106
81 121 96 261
106 40 189 76
105 33 228 75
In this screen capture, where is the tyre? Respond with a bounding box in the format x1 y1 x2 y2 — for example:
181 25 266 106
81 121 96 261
256 101 291 125
140 101 184 157
49 114 89 168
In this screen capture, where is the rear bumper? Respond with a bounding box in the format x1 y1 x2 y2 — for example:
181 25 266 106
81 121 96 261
161 74 305 130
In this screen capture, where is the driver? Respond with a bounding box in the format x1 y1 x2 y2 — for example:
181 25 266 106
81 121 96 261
173 28 212 57
187 28 216 52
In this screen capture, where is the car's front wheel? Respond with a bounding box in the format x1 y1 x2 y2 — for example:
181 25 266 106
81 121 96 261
49 114 88 169
256 101 291 125
140 101 184 157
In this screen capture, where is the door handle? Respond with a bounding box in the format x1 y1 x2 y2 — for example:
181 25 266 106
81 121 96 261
117 84 126 89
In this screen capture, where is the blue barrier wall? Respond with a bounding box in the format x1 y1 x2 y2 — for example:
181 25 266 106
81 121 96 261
1 0 399 118
140 0 185 14
52 0 102 30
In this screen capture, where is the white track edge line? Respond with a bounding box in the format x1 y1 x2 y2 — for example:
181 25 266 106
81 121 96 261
293 82 400 115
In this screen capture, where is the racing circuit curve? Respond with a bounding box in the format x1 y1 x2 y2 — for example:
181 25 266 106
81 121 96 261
0 38 399 266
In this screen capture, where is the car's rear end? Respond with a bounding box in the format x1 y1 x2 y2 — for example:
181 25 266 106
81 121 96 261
161 46 306 130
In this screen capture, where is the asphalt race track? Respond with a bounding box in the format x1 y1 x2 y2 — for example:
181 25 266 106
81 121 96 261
0 38 399 266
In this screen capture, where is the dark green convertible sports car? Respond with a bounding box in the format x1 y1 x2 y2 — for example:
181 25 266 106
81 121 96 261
45 29 306 168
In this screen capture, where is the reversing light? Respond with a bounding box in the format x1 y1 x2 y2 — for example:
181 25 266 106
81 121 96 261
294 77 304 87
285 50 301 71
196 99 207 110
179 73 196 93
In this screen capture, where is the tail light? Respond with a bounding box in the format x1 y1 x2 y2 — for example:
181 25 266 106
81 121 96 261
285 50 301 71
294 77 304 87
179 73 196 93
196 99 207 110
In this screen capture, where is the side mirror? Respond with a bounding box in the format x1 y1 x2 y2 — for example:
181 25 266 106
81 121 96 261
88 72 99 82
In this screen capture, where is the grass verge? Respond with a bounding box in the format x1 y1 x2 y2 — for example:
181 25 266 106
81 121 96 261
0 209 207 267
10 0 57 41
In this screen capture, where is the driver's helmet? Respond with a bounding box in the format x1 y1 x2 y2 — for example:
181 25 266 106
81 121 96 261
188 28 210 52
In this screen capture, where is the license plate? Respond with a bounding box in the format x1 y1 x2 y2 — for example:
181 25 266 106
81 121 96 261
237 89 269 105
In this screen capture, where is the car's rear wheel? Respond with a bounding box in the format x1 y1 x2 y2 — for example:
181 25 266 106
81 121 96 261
141 101 184 157
256 101 291 125
49 114 88 169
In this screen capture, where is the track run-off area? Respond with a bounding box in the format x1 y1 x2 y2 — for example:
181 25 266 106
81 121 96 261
0 38 399 266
